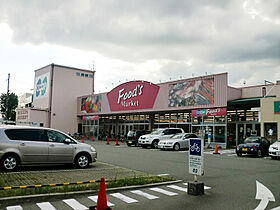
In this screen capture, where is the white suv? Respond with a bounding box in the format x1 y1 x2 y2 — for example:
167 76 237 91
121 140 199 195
138 128 184 149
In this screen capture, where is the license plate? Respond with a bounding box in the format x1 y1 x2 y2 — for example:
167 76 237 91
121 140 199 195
242 148 248 151
128 141 132 143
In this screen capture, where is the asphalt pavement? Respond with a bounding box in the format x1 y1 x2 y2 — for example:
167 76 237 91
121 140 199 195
2 140 280 210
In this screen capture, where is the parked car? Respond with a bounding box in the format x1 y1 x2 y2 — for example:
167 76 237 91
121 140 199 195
158 133 198 151
126 130 151 147
269 139 280 159
235 136 270 157
138 128 184 149
0 125 97 171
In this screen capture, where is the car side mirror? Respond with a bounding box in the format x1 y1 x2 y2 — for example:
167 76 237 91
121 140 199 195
64 139 71 144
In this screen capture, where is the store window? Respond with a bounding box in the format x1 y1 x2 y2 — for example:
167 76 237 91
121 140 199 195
264 123 278 141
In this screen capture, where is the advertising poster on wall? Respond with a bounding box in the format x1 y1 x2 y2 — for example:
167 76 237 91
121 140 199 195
34 73 50 99
168 78 214 107
81 96 102 114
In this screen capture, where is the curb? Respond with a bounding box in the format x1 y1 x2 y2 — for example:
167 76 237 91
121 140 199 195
0 180 182 206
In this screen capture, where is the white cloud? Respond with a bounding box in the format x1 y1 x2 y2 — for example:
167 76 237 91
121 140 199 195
0 0 280 96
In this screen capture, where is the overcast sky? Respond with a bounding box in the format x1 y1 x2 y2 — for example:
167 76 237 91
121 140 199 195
0 0 279 96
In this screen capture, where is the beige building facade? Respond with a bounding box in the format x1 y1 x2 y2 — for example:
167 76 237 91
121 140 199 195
260 97 280 141
16 64 95 134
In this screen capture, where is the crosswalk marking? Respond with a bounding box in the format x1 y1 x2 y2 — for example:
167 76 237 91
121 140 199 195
149 187 178 196
88 195 115 207
37 202 57 210
63 199 88 210
6 206 23 210
167 185 188 192
110 193 138 203
183 183 212 190
131 190 159 200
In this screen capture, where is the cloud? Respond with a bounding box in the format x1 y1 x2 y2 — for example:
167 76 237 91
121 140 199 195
0 0 280 94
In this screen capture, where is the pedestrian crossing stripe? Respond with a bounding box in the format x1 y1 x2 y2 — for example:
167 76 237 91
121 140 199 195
167 185 188 192
110 192 139 203
36 202 56 210
63 198 88 210
149 187 178 196
88 195 115 207
6 183 212 210
131 190 159 200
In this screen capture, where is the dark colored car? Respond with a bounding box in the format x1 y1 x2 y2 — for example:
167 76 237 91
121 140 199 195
236 136 270 157
126 130 151 147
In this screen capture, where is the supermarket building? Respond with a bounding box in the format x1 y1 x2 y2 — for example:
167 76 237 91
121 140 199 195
16 64 280 148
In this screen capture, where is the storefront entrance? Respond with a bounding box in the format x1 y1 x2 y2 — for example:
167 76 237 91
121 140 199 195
192 124 226 148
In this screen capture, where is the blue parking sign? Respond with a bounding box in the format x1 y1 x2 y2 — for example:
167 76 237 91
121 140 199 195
190 139 201 156
189 138 204 176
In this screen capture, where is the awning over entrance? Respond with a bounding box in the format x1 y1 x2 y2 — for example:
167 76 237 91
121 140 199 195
228 96 275 109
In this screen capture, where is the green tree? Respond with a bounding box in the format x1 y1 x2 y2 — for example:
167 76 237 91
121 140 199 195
0 93 18 121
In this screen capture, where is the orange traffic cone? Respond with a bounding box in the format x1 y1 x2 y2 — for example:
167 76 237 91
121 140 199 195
82 138 84 143
115 138 120 146
92 136 94 142
89 177 111 210
213 144 220 154
106 138 110 145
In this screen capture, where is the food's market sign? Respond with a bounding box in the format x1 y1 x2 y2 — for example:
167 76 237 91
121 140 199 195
192 107 227 117
107 81 160 111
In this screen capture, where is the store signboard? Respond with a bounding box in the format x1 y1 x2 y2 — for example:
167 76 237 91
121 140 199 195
192 107 227 117
107 81 160 111
274 101 280 114
34 72 50 99
189 138 204 176
82 115 99 121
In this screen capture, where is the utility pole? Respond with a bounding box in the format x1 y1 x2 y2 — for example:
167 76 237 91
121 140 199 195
6 73 10 120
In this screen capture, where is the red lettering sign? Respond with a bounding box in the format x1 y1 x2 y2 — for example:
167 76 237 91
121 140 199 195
107 81 160 111
192 108 227 117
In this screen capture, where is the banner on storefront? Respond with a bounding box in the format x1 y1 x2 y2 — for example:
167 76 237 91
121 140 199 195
168 78 214 107
82 115 99 121
81 96 102 114
107 81 160 111
192 107 227 117
274 101 280 114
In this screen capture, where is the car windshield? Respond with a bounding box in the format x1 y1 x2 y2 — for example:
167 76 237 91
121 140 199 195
171 134 184 139
244 137 261 143
127 131 135 137
150 129 164 135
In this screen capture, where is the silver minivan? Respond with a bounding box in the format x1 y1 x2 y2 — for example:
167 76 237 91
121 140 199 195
0 126 97 171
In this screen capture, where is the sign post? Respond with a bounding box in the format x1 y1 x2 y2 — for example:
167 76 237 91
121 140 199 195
188 138 204 195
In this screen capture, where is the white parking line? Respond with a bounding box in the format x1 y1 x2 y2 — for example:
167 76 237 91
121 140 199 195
183 183 211 190
167 185 188 192
6 206 23 210
63 199 88 210
131 190 159 200
157 173 170 176
37 202 57 210
110 193 138 203
149 187 178 196
88 195 115 207
228 154 237 157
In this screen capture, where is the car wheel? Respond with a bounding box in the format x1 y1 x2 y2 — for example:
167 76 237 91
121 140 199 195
127 143 131 147
1 155 19 171
173 143 180 151
257 149 262 158
152 140 159 149
237 152 242 157
75 154 90 169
